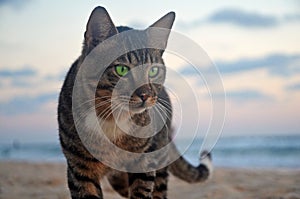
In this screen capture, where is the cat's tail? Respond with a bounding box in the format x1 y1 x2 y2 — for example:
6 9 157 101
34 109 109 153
168 143 213 183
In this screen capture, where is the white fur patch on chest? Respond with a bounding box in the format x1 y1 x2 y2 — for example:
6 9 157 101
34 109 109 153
84 110 127 141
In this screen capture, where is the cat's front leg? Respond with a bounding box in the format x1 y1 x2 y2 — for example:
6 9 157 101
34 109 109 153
67 165 104 199
128 172 156 199
152 167 168 199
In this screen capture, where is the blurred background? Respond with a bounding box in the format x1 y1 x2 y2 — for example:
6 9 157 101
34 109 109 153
0 0 299 168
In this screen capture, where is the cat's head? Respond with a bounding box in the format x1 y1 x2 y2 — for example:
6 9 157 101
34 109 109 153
81 6 175 120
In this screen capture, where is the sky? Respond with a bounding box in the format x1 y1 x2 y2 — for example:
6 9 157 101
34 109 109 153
0 0 300 143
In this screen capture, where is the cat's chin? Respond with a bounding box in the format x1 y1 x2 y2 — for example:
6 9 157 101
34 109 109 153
130 107 147 114
129 101 156 115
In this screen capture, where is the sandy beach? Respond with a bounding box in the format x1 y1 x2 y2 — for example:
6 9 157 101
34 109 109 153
0 161 299 199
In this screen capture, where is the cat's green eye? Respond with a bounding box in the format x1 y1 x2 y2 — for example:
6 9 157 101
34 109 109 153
149 66 159 78
115 65 129 77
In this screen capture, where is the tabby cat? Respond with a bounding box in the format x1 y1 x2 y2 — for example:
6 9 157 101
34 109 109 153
58 6 212 199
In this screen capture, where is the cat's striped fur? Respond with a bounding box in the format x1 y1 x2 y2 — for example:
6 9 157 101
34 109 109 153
58 6 212 199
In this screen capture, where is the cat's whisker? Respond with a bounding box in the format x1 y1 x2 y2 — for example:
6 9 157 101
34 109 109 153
75 96 114 108
157 104 172 114
108 103 124 121
112 104 125 140
95 102 126 140
94 99 113 109
157 105 172 117
98 104 115 121
160 98 181 119
155 103 172 123
155 103 172 121
157 99 176 118
92 101 117 133
99 101 124 123
153 105 171 139
156 102 172 116
118 95 131 100
73 104 99 127
157 98 172 108
93 98 123 119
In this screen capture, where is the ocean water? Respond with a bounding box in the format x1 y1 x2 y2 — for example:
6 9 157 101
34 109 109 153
0 135 300 168
175 135 300 168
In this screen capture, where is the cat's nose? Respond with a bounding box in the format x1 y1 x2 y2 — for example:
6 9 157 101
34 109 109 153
139 93 149 102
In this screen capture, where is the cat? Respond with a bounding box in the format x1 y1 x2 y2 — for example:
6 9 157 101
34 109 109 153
58 6 212 199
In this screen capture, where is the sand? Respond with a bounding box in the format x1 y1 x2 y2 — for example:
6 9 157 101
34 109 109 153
0 161 300 199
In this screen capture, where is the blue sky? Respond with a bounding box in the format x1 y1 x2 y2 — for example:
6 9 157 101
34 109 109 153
0 0 300 142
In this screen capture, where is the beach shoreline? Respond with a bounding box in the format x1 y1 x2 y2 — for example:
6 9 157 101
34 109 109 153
0 161 300 199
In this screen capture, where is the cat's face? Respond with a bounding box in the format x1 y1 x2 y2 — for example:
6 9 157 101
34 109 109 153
82 7 175 120
96 49 166 117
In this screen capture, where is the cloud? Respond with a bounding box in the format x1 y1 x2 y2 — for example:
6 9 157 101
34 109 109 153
0 0 11 5
0 0 31 9
0 67 37 77
179 65 199 76
177 8 300 30
226 90 271 101
179 53 300 77
44 70 67 82
210 89 272 103
211 89 271 103
0 67 38 88
216 53 300 76
0 65 63 113
176 19 205 30
0 92 58 115
208 8 279 28
284 13 300 22
286 82 300 91
0 66 66 88
11 78 34 88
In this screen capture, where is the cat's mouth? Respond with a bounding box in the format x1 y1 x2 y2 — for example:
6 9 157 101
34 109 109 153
129 96 157 114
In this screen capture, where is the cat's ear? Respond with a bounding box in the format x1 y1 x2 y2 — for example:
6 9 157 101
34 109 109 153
84 6 118 48
148 12 175 54
149 11 175 30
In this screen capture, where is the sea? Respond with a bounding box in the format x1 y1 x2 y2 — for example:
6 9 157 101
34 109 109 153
0 135 300 169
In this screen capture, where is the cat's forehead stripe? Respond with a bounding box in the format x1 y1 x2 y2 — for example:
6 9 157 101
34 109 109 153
117 49 162 66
